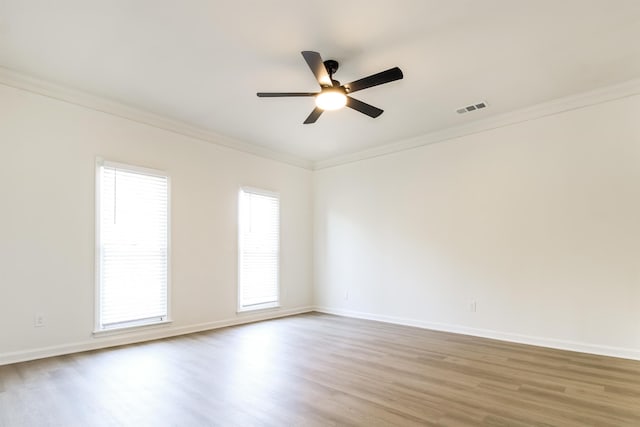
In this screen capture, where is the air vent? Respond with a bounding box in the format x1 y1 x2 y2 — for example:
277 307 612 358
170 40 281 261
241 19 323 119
456 101 488 114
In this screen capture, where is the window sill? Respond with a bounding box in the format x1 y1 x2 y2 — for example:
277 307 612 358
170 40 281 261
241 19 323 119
93 319 173 338
237 303 280 315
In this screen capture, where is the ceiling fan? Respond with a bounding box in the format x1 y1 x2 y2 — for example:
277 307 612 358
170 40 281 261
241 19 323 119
257 51 403 124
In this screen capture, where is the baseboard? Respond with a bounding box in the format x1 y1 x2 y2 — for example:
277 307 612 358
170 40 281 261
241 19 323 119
314 306 640 361
0 306 314 366
6 306 638 365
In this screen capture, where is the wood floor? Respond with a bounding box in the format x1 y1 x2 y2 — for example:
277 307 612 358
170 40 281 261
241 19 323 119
1 313 640 426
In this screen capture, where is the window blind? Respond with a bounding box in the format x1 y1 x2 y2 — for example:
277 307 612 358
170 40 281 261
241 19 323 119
238 188 280 310
98 162 169 329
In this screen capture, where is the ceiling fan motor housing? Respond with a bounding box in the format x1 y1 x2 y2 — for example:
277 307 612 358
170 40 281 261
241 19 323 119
323 59 339 78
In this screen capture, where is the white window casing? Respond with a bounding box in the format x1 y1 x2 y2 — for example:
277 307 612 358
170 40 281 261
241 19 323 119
96 159 170 331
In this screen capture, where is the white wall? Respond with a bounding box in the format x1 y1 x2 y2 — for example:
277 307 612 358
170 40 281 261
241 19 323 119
0 84 313 363
314 94 640 359
2 79 639 364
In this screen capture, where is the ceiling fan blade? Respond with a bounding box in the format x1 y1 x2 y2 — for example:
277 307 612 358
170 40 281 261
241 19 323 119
301 51 333 87
343 67 403 94
303 107 323 124
346 96 384 118
257 92 317 97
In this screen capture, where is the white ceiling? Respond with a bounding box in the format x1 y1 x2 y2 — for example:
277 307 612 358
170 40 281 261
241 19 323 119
2 1 640 164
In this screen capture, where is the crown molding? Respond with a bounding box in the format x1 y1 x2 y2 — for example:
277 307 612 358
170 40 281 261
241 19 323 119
313 77 640 170
0 66 313 170
3 66 639 172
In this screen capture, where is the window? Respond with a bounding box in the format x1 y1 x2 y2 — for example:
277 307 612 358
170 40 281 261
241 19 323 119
96 160 169 330
238 188 280 311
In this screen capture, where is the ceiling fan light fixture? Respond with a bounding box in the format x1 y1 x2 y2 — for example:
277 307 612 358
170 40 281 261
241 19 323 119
315 89 347 111
257 51 403 123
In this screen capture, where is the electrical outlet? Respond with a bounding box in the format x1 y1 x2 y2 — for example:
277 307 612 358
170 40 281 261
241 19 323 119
34 313 45 327
344 290 349 300
469 300 477 313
